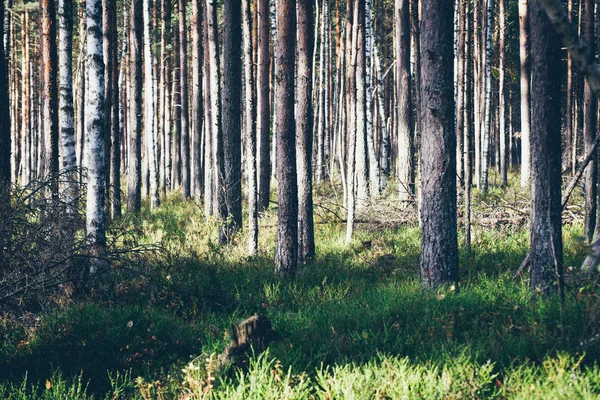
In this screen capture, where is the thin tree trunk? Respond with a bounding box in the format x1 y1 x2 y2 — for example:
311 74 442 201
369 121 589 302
297 0 315 262
274 0 298 275
144 0 159 208
40 0 59 193
257 0 271 211
519 0 531 188
86 0 107 269
499 0 508 186
396 0 413 201
480 0 494 192
243 0 258 254
222 0 243 235
180 0 191 199
583 0 597 241
59 0 77 213
192 0 203 199
127 0 143 213
0 0 9 193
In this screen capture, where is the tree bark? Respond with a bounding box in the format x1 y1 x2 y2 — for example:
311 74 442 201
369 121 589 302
297 0 315 262
529 0 563 294
40 0 59 193
499 0 508 186
419 0 458 287
0 0 9 193
180 0 191 199
222 0 243 235
396 0 413 201
257 0 271 211
59 0 78 212
519 0 531 188
127 0 143 213
192 0 203 199
243 0 258 254
86 0 107 269
583 0 597 242
274 0 298 275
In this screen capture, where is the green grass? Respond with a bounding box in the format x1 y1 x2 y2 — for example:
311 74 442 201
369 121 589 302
1 181 599 399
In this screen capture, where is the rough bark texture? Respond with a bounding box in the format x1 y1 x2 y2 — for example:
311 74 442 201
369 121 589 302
192 0 203 199
103 0 120 218
222 0 243 235
0 0 9 192
354 0 368 207
257 0 271 211
86 0 107 267
145 0 160 208
396 0 413 201
127 0 143 213
59 0 77 209
180 0 191 199
499 0 508 186
243 0 258 254
583 0 596 242
296 0 315 262
40 0 59 190
529 0 563 294
419 0 458 288
480 0 494 192
519 0 531 188
274 0 298 276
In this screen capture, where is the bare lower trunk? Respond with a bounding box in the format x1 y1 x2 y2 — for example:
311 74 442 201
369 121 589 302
257 0 271 211
297 0 315 262
243 0 258 254
274 0 298 275
519 0 531 188
529 0 563 294
419 0 458 288
86 0 107 269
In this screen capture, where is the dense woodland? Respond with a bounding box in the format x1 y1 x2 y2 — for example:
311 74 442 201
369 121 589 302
1 0 600 397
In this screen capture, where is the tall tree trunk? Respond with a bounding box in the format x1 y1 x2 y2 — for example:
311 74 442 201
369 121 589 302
566 0 574 175
203 2 214 214
86 0 107 269
0 0 9 193
455 0 465 186
583 0 597 242
529 0 562 294
59 0 77 212
480 0 494 192
243 0 258 254
20 10 30 186
127 0 143 213
40 0 59 193
222 0 243 235
499 0 508 186
192 0 203 199
180 0 191 199
143 0 160 208
257 0 271 211
374 43 390 189
464 0 472 250
274 0 298 275
345 0 356 243
159 0 171 194
419 0 458 287
171 20 181 191
396 0 413 202
364 0 377 195
297 0 315 262
354 0 368 207
104 0 120 218
519 0 531 188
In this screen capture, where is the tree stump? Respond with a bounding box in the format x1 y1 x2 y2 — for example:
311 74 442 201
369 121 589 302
216 313 274 371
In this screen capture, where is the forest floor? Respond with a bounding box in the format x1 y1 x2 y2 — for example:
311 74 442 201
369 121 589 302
1 172 600 398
